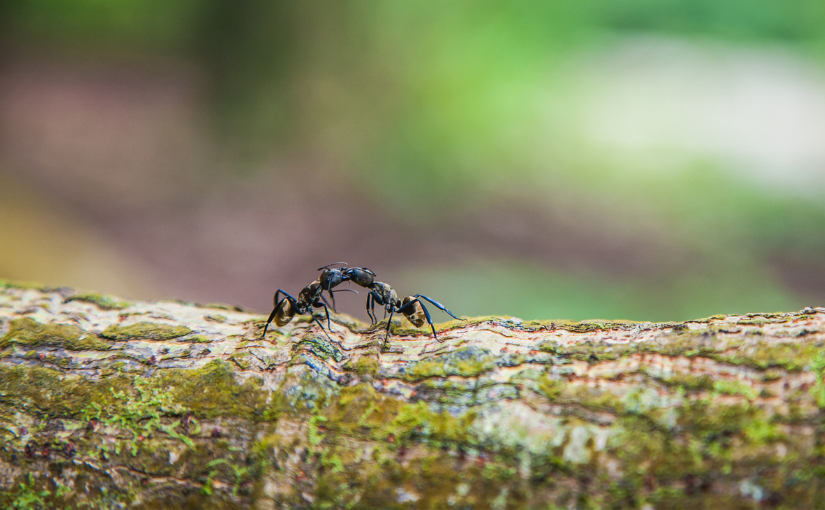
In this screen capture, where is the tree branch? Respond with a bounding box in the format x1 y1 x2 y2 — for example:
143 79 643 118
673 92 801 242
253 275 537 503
0 280 823 508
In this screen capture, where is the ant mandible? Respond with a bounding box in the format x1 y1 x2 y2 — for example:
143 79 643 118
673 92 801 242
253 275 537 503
343 267 464 342
261 262 356 340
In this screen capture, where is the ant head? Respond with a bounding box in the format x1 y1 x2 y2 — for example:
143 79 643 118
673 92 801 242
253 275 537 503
318 262 348 288
343 267 375 287
319 269 345 288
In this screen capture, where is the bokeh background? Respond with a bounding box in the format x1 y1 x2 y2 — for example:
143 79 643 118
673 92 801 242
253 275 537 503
1 1 824 323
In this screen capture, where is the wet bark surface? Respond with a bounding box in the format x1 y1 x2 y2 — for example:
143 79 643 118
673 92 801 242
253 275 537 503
0 281 824 509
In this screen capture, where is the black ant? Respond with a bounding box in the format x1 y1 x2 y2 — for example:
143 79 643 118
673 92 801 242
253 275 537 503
261 262 356 340
342 267 464 342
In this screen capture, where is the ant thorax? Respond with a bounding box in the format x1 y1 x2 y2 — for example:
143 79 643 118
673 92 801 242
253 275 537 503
372 281 397 304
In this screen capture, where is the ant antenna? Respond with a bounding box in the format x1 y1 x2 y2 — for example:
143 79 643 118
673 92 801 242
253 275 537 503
318 262 348 271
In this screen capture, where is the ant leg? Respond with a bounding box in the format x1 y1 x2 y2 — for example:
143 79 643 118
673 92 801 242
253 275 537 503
322 302 332 331
274 289 297 307
420 303 438 341
321 283 354 312
368 291 385 325
385 307 395 338
324 288 358 313
413 295 463 321
263 305 279 338
328 289 358 313
313 301 333 331
367 293 375 326
310 312 334 342
327 287 336 313
335 288 359 313
320 292 334 312
399 298 440 341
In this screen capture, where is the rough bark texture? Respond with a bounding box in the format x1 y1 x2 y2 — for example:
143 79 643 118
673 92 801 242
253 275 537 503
0 280 824 509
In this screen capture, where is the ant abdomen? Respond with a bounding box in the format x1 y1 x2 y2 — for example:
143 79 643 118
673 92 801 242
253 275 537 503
274 299 296 326
401 296 426 327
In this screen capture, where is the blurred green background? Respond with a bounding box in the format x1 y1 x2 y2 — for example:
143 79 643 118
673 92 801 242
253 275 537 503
1 0 824 322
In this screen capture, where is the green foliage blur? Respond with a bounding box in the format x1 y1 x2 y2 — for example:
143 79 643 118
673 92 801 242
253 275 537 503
2 0 825 321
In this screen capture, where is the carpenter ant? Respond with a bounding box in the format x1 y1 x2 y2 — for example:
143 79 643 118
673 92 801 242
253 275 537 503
342 267 463 342
261 262 356 340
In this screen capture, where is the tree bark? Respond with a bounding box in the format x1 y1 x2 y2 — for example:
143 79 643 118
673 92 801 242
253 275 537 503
0 280 824 509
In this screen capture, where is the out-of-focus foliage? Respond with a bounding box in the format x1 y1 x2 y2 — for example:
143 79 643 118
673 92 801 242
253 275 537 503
1 0 206 52
1 0 824 321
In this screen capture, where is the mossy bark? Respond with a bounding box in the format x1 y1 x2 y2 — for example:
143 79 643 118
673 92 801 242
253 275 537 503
0 281 824 509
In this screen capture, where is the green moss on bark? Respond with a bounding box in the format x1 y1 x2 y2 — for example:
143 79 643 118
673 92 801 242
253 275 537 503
0 317 114 351
537 326 824 372
102 322 192 341
0 360 271 421
403 347 496 382
65 292 131 310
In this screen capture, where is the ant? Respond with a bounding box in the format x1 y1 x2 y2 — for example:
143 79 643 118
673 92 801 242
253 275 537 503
342 267 464 342
261 262 356 340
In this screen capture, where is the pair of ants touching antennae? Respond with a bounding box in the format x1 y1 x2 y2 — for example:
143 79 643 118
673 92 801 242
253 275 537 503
261 263 464 343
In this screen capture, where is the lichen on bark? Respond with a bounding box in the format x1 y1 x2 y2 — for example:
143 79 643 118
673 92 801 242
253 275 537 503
0 282 823 509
